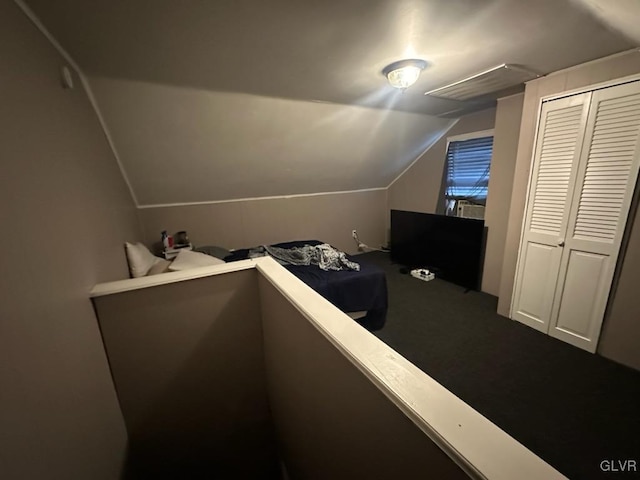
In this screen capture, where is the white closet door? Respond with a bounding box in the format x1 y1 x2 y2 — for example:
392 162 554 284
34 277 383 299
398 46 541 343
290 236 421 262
511 93 591 332
549 81 640 352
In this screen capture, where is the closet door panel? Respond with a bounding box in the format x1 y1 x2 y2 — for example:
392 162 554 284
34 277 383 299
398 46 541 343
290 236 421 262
511 93 591 332
552 251 608 349
511 242 560 331
549 81 640 351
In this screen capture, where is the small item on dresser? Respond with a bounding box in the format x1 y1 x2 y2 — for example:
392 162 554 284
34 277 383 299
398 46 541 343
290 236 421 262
174 230 190 248
161 230 175 250
163 244 193 260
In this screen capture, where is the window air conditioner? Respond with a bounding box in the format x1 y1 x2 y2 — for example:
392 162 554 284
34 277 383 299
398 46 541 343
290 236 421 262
457 201 485 220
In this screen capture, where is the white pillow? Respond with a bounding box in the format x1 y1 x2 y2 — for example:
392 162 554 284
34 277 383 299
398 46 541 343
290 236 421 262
147 258 172 276
125 242 161 278
168 249 225 271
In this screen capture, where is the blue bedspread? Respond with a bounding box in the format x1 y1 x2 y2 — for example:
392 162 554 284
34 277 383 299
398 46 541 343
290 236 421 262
225 240 387 330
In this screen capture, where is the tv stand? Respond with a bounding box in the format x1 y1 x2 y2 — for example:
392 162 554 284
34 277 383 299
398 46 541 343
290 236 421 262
390 210 485 291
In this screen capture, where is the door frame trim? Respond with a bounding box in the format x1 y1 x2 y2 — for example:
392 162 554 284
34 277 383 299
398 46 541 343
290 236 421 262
539 73 640 104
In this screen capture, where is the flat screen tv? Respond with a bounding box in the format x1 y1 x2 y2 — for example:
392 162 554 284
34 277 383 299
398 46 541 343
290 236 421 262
390 210 485 290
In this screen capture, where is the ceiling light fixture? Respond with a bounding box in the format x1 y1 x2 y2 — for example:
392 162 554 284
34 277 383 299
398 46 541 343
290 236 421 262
382 59 428 89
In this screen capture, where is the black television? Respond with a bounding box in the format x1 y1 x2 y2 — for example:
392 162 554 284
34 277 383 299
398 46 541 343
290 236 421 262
390 210 485 290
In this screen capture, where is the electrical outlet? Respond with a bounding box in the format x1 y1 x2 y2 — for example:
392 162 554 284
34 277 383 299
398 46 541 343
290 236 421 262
352 229 358 240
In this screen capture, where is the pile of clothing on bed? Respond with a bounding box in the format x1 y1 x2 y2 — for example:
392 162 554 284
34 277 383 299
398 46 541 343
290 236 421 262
246 243 360 272
225 240 387 331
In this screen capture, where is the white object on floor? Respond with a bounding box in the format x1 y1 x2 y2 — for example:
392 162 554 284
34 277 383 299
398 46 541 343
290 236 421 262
410 268 435 282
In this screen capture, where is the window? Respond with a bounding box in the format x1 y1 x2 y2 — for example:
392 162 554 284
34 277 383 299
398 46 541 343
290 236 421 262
443 131 494 215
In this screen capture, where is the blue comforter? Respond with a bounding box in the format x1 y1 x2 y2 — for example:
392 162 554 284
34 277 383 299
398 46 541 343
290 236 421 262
225 240 387 330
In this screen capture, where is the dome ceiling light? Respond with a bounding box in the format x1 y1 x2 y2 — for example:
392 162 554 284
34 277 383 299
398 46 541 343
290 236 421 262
382 59 428 90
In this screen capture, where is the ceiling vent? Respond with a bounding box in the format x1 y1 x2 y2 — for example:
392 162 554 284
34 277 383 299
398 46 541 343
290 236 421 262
424 64 540 101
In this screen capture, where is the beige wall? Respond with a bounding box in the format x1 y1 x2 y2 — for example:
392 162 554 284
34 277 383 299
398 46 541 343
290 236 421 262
92 270 279 478
388 107 496 215
482 94 525 296
0 2 141 479
258 276 469 480
137 189 388 255
497 50 640 370
600 207 640 371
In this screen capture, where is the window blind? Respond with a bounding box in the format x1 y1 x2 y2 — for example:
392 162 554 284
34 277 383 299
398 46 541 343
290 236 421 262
445 136 494 202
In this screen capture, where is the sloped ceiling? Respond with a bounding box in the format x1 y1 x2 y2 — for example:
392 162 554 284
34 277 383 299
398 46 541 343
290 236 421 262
22 0 635 205
89 77 453 205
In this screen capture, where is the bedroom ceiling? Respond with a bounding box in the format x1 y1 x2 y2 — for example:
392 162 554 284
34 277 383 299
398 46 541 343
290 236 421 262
24 0 634 116
19 0 637 206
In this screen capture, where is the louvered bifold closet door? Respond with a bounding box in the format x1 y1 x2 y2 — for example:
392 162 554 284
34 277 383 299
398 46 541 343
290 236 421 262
548 81 640 352
511 93 591 333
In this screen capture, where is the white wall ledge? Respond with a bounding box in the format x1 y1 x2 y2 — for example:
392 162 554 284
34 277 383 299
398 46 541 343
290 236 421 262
255 258 566 480
89 259 257 297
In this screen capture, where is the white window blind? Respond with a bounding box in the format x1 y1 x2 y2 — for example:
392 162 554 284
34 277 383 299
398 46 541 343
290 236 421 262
445 135 494 203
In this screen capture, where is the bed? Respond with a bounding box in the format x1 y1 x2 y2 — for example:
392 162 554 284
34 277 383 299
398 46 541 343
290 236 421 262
225 240 388 331
124 239 388 331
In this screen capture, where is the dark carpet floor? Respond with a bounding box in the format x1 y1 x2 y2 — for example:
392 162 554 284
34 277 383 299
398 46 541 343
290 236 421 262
360 251 640 480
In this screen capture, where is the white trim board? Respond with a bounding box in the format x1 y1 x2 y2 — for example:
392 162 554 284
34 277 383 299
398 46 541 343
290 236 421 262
90 259 257 297
13 0 139 207
263 259 565 479
258 257 565 480
540 73 640 104
137 187 388 209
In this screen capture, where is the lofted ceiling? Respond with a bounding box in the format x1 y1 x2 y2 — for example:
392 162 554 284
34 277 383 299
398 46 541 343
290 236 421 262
21 0 637 205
